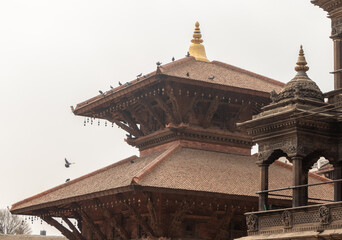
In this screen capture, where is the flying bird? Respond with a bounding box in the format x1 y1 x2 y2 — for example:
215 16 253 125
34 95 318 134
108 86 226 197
156 61 162 66
172 57 175 62
208 76 215 80
118 81 122 86
65 158 75 168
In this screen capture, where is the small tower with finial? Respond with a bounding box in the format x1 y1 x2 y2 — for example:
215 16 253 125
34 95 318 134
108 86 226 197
188 22 209 62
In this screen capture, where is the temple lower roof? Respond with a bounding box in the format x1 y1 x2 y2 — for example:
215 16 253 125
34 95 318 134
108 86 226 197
11 143 333 214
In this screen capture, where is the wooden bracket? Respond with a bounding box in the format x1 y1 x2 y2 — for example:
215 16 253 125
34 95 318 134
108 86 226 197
202 100 220 128
43 216 77 240
93 198 130 240
73 204 106 240
143 192 163 237
60 215 85 240
140 100 165 128
120 111 144 136
167 201 193 237
117 195 155 237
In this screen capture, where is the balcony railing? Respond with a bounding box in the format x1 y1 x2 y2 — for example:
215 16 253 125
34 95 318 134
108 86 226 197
245 202 342 237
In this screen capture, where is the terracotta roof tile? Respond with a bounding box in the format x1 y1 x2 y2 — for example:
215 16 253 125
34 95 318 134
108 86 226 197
11 147 332 213
74 57 284 112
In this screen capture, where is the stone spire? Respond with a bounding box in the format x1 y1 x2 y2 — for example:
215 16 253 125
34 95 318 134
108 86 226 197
272 46 324 103
294 45 310 77
188 22 210 62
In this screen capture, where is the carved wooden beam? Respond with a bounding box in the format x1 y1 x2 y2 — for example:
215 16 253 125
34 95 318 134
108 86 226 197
183 95 200 122
78 209 106 240
94 198 130 240
140 101 165 128
126 107 149 135
61 215 85 240
120 111 144 136
43 216 77 240
164 84 182 123
155 97 177 124
143 192 162 237
110 117 140 137
167 201 192 237
117 195 155 237
202 100 220 128
213 210 235 240
72 211 83 234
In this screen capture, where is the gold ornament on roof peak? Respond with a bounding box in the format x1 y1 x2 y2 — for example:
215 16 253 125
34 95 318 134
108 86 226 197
295 45 309 74
189 21 209 62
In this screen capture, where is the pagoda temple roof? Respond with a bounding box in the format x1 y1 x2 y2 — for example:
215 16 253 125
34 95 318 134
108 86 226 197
74 57 284 114
11 143 332 214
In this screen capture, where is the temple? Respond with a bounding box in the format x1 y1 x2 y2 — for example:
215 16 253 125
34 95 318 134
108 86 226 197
10 21 334 240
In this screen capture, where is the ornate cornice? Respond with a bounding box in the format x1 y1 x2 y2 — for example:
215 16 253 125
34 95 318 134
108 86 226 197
126 125 253 151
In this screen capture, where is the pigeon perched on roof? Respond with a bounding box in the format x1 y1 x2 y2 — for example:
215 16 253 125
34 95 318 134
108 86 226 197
172 57 175 61
124 82 132 86
208 76 215 80
156 61 162 66
186 52 190 57
110 85 114 89
186 72 190 77
137 73 142 78
65 178 70 182
65 158 75 168
118 81 122 86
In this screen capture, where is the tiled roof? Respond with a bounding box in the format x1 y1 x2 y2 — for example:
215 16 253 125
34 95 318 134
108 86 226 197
11 145 332 213
160 57 284 93
0 234 66 240
74 57 284 112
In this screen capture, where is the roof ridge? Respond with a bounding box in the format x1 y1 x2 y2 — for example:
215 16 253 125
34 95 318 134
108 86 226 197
132 142 181 184
211 60 285 87
11 155 138 210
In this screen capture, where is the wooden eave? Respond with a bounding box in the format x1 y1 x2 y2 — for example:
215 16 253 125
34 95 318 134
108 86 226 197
73 73 272 117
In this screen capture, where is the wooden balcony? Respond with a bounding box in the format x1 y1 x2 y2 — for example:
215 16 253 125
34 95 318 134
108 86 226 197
241 202 342 240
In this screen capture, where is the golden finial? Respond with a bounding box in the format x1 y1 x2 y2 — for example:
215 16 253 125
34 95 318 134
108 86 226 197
191 21 203 44
295 45 309 74
189 22 209 62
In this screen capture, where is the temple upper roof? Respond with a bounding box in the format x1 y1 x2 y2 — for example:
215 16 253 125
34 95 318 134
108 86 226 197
73 57 284 114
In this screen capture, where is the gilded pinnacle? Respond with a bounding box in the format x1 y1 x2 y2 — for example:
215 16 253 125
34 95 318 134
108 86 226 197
189 21 209 62
295 45 309 74
191 21 203 44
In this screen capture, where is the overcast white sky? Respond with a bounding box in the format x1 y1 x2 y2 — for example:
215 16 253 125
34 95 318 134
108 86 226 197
0 0 333 235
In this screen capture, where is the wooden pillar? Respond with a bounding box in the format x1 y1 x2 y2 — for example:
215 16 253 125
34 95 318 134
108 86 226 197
292 156 306 207
301 168 308 206
334 39 342 90
333 162 342 201
259 163 269 211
